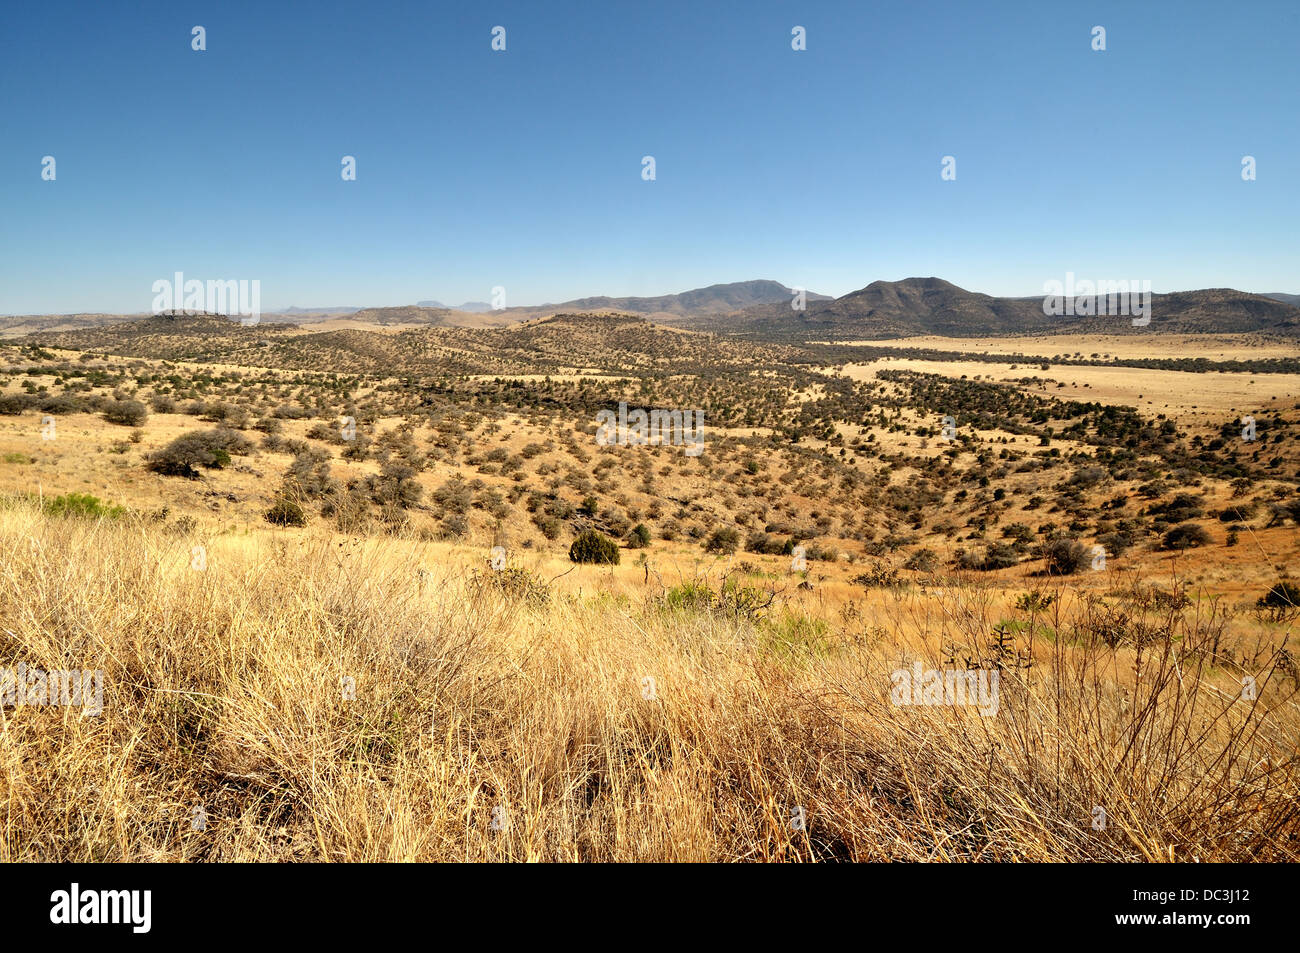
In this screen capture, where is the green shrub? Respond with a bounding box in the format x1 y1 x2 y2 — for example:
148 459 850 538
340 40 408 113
42 492 124 520
570 529 620 565
264 498 308 527
627 523 652 548
704 527 741 555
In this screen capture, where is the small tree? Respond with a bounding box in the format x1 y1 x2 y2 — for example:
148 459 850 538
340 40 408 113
570 529 620 565
146 428 251 478
628 523 652 548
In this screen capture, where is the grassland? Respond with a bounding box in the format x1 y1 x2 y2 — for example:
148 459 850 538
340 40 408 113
0 320 1297 861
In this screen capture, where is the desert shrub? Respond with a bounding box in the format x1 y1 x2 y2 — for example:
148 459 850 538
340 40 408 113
440 512 470 538
1097 530 1133 558
1162 522 1211 550
468 567 550 606
532 514 562 541
146 428 252 478
601 508 632 537
149 394 177 413
1217 501 1258 522
1015 590 1055 612
1257 581 1300 621
980 543 1020 571
42 492 124 520
1042 538 1088 575
1148 493 1204 524
40 394 84 415
704 527 741 555
367 461 423 508
433 475 472 513
264 498 308 527
903 547 939 573
341 432 370 461
853 565 901 588
627 523 652 548
0 394 39 415
570 529 620 565
102 399 148 426
660 578 774 624
662 581 714 612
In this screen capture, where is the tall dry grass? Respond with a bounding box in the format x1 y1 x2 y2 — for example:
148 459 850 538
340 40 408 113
0 500 1296 861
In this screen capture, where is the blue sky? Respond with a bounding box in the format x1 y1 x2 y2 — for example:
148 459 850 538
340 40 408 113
2 0 1297 314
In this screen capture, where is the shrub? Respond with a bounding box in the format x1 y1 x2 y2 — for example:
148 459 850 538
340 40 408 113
102 399 149 426
903 547 939 573
468 567 550 606
1148 493 1204 524
1042 538 1088 575
1162 522 1211 550
39 394 83 415
704 527 741 555
0 394 39 414
980 542 1020 571
1257 581 1300 620
149 394 177 413
146 428 252 478
628 523 652 548
570 529 620 565
533 514 562 541
264 498 308 527
42 492 124 520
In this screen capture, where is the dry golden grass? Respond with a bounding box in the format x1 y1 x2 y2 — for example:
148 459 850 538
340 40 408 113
2 501 1297 862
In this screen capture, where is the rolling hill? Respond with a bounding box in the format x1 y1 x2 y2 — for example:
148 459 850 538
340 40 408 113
694 277 1300 340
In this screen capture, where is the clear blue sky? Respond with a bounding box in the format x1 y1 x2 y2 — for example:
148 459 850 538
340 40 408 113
2 0 1296 314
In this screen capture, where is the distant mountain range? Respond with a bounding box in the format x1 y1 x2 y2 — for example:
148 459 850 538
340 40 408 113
416 300 494 312
5 278 1299 339
525 279 832 319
